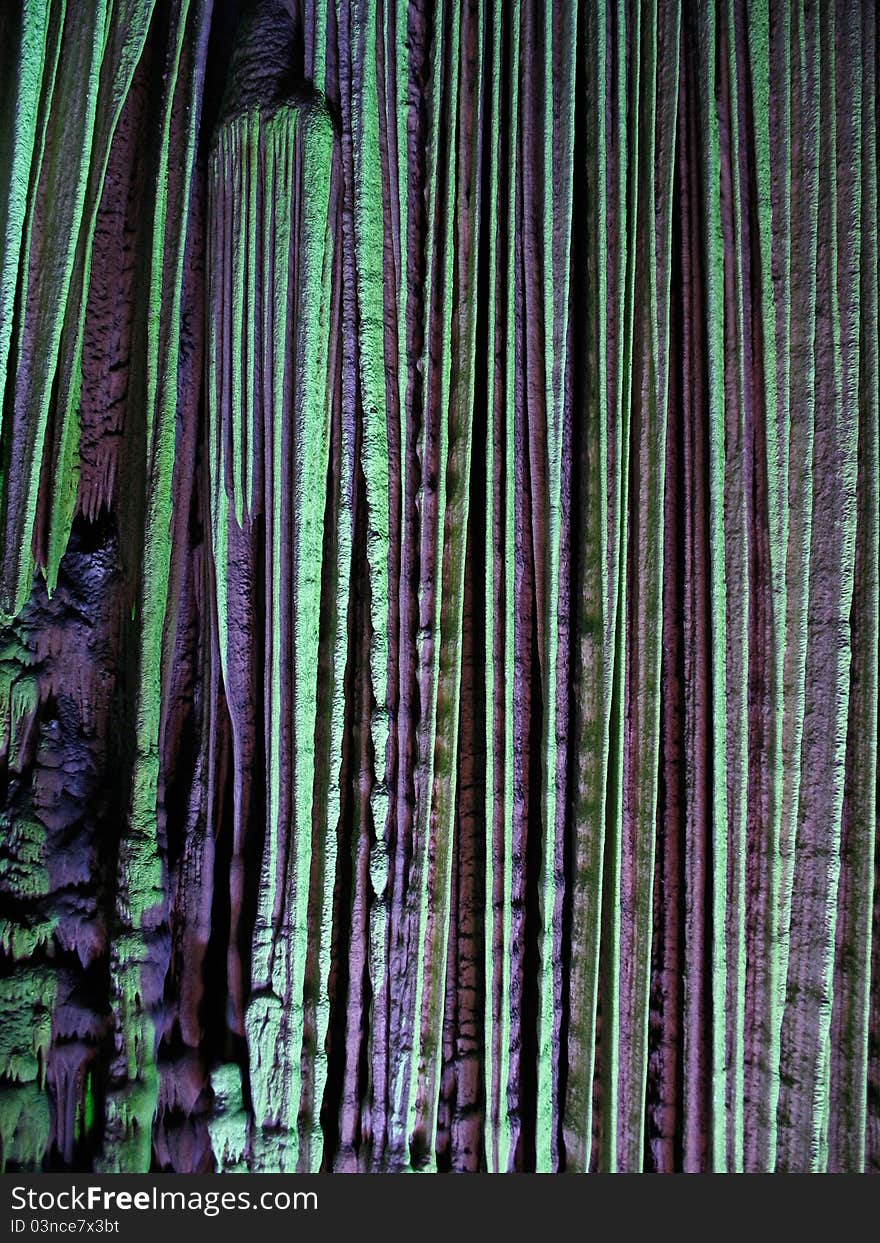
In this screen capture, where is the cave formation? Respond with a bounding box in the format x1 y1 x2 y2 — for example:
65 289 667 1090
0 0 878 1173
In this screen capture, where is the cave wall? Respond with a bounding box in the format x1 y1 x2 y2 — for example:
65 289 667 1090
0 0 878 1173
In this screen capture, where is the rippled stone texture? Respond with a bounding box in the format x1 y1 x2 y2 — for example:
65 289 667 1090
0 0 878 1174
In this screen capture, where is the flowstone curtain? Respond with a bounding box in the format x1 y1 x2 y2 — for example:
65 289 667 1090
0 0 878 1174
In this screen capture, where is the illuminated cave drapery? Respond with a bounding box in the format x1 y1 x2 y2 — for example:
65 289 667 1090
0 0 878 1173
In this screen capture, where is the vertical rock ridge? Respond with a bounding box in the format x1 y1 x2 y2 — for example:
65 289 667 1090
0 0 878 1174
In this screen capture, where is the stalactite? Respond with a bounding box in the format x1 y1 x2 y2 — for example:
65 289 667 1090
1 0 879 1175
